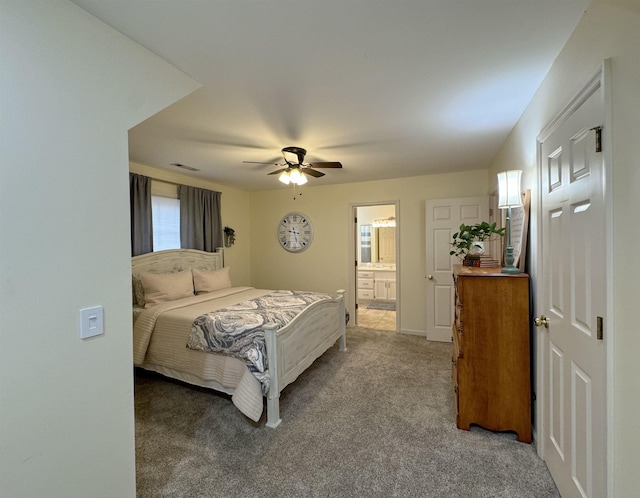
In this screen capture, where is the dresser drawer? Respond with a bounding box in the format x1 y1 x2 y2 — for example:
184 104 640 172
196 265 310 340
358 271 374 279
358 289 375 300
358 278 374 289
452 356 459 392
453 324 463 359
454 301 463 334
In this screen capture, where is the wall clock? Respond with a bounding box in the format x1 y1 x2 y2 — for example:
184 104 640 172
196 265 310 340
277 212 314 253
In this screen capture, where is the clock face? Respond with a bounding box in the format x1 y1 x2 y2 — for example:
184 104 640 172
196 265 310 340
277 212 314 253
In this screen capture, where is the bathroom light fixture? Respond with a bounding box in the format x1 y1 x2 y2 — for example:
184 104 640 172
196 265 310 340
372 217 396 228
497 170 523 274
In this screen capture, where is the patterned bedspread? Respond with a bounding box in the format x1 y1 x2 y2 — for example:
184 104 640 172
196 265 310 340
187 290 331 393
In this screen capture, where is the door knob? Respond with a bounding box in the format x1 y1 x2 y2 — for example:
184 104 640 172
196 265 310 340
427 275 433 280
534 315 550 328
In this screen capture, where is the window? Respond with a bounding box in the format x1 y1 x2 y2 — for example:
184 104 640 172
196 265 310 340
152 195 180 250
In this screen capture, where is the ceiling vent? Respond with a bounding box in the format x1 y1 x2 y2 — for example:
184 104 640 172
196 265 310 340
170 163 200 172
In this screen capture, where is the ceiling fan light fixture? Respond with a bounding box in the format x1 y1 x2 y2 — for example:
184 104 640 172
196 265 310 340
250 146 342 193
279 171 291 185
289 168 302 184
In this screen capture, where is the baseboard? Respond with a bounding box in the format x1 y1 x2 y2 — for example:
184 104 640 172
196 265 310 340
398 328 426 337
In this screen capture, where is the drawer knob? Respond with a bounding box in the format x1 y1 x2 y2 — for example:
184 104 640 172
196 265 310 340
427 275 433 280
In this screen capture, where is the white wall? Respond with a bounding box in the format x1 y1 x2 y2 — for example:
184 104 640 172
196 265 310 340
487 0 640 493
250 169 489 335
0 2 199 497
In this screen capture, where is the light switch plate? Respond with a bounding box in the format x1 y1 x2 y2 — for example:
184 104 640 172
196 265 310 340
80 305 104 339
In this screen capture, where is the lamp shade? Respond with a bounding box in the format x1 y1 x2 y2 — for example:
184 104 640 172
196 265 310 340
497 170 523 208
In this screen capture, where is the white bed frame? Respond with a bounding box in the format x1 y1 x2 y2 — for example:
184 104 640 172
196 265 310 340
132 248 346 428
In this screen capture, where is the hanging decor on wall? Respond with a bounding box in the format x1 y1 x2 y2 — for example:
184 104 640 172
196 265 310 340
223 226 236 247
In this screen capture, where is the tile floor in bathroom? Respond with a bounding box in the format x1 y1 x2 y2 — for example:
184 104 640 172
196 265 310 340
355 307 396 331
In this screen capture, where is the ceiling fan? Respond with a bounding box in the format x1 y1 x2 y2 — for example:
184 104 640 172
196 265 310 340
243 146 342 186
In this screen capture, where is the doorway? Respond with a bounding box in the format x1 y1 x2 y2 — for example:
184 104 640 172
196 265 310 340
353 203 398 331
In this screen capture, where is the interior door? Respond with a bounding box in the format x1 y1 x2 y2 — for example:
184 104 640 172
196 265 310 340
538 72 607 498
377 227 396 263
425 197 489 342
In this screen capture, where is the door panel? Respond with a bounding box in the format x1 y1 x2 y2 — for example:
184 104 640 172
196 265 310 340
572 362 591 498
549 342 565 458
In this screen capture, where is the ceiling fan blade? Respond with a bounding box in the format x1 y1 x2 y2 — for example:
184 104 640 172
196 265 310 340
268 168 288 175
243 161 283 165
303 168 325 178
307 161 342 168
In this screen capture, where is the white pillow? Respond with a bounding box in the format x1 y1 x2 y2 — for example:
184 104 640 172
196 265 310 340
139 270 194 307
192 267 231 294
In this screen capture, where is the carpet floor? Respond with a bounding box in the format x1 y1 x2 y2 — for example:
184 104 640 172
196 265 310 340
135 327 559 498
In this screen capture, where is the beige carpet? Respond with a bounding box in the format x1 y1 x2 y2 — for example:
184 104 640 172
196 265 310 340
135 326 559 497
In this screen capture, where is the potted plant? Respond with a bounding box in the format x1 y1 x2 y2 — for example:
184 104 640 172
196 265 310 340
449 221 505 260
223 226 236 247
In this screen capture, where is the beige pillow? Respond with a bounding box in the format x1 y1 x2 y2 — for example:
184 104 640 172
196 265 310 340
139 270 194 307
192 267 231 294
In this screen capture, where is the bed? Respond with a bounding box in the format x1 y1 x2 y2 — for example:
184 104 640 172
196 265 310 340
131 248 346 428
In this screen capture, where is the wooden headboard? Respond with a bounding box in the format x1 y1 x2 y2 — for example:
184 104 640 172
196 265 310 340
132 248 224 275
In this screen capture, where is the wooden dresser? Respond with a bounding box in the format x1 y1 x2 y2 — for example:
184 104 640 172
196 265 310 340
452 265 531 443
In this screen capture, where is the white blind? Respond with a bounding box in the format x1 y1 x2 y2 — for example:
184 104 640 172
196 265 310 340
152 195 180 251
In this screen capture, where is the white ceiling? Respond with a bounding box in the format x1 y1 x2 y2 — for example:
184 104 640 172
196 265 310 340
72 0 590 191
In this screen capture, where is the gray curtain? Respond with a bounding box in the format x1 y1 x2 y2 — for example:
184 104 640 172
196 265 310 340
178 185 222 252
129 173 153 256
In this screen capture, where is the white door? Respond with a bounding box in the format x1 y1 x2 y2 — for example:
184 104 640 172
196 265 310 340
425 197 489 342
377 227 396 263
537 71 607 498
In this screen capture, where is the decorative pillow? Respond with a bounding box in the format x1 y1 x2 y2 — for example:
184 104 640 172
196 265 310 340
139 270 194 307
132 274 146 307
192 267 231 294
